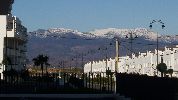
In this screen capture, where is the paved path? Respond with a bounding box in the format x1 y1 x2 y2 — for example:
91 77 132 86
0 94 131 100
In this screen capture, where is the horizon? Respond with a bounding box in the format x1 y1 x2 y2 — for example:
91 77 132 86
28 27 178 37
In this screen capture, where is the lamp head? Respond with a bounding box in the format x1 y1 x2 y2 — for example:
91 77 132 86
125 35 128 38
162 24 165 29
149 24 152 29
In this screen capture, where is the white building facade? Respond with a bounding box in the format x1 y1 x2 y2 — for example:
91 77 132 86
0 14 27 79
84 46 178 77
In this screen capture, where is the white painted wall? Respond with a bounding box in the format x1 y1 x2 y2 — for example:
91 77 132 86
0 15 6 77
84 46 178 77
0 14 27 79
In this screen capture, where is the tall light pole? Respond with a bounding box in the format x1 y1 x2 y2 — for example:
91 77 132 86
90 61 93 73
98 47 108 72
149 20 165 67
115 39 119 73
125 30 138 58
114 39 119 94
81 53 84 73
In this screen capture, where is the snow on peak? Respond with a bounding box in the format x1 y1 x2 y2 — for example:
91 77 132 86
48 28 79 34
29 27 175 42
89 28 159 40
30 28 86 38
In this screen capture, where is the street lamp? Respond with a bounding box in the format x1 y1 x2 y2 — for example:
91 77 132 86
125 30 138 58
108 38 120 94
149 20 165 67
98 47 108 72
114 38 119 94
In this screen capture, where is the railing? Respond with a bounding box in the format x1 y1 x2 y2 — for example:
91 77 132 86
84 72 115 92
0 72 115 94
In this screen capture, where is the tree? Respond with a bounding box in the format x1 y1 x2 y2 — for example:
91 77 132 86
167 69 173 77
3 68 18 76
156 63 167 77
3 68 18 83
32 57 40 73
32 54 49 76
2 56 12 70
106 69 112 76
20 69 30 80
43 55 50 74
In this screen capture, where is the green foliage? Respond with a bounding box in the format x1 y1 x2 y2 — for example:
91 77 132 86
2 56 11 65
20 69 30 80
32 54 49 76
32 55 49 66
106 69 112 75
167 69 173 77
156 63 167 77
3 68 18 76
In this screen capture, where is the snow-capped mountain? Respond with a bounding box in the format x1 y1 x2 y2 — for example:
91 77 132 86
90 28 178 42
27 27 178 67
29 27 177 42
89 28 155 39
30 28 96 39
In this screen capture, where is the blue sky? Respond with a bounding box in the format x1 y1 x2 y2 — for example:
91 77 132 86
13 0 178 34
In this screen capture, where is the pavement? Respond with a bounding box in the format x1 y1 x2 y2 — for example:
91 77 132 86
0 94 131 100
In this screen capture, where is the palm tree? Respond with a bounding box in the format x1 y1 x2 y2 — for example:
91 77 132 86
32 54 49 76
156 63 167 77
32 57 40 73
43 55 49 74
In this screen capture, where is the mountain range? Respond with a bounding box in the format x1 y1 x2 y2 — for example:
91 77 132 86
27 28 178 67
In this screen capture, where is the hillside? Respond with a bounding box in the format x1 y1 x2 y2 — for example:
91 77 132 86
27 28 178 67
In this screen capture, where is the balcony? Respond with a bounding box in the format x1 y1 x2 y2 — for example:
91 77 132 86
6 16 27 42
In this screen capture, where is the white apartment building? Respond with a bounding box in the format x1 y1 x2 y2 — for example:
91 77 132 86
0 14 27 79
84 46 178 77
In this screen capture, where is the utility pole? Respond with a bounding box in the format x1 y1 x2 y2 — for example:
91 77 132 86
115 39 119 73
98 47 108 72
114 39 119 94
130 33 133 55
105 48 108 73
81 53 84 73
70 59 72 73
75 55 78 69
105 57 107 73
62 60 64 73
90 61 93 73
157 31 158 66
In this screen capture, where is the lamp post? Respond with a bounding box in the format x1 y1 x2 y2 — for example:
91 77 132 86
115 39 119 73
125 30 138 58
149 20 165 68
79 53 85 73
98 47 108 73
108 38 120 93
114 39 119 94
